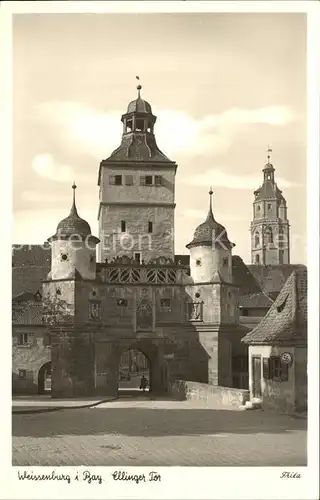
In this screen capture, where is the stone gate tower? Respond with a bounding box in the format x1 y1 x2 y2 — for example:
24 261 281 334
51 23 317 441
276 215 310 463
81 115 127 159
186 189 239 387
98 83 177 263
250 149 290 265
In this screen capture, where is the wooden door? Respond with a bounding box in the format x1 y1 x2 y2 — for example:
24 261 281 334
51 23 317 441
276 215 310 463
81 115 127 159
252 356 262 398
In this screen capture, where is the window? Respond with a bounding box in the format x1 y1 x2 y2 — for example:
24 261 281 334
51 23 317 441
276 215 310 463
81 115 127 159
186 302 203 322
148 221 153 233
134 252 141 264
196 259 201 267
255 232 260 247
89 301 101 321
268 203 272 210
265 226 273 244
222 257 228 266
155 175 163 186
18 333 33 346
241 308 249 317
109 175 123 185
117 299 128 307
267 356 289 381
18 369 27 379
140 175 153 186
61 253 68 261
256 205 261 212
136 119 145 131
160 298 171 310
121 220 126 232
255 254 260 264
125 175 134 186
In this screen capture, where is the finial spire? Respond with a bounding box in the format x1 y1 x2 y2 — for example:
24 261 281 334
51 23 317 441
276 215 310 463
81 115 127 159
207 186 214 218
136 75 142 98
70 181 79 216
267 145 272 163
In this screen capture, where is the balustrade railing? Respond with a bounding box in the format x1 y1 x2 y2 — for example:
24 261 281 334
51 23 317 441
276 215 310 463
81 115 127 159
97 263 190 285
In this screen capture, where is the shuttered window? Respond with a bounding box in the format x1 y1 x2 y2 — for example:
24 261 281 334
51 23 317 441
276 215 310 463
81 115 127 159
125 175 134 186
109 175 122 185
263 357 270 379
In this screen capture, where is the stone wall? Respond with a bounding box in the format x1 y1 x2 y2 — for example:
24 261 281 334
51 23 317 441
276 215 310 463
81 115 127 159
168 379 249 408
12 326 51 394
294 346 307 412
99 204 174 262
249 345 297 413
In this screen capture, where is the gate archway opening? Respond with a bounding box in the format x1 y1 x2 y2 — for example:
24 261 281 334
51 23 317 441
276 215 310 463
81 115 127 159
118 348 151 397
38 361 52 395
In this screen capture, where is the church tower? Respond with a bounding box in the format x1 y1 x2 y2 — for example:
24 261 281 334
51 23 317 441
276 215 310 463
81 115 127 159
98 81 177 263
250 149 290 265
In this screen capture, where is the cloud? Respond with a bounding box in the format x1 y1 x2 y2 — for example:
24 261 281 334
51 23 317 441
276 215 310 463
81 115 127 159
32 153 92 183
182 168 298 190
36 101 296 160
182 208 245 222
201 106 296 129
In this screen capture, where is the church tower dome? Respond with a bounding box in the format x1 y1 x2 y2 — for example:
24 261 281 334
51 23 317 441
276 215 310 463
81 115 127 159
126 86 153 114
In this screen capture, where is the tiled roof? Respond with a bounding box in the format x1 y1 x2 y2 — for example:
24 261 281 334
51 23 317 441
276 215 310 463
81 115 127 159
12 244 51 267
239 292 273 308
186 208 234 250
12 245 51 299
12 300 44 325
12 266 49 299
241 268 307 345
105 134 173 162
247 264 306 296
232 256 263 296
239 316 263 330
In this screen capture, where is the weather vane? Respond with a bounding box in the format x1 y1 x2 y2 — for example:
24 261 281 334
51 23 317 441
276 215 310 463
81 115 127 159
267 145 272 161
136 75 142 96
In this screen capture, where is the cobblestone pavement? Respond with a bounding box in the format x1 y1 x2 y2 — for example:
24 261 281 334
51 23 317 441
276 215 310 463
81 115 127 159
12 398 307 466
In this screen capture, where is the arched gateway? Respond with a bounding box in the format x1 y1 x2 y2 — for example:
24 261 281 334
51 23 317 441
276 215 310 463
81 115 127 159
118 348 151 396
38 361 52 395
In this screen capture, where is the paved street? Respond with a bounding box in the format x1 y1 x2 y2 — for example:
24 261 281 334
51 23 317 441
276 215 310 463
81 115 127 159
12 397 307 466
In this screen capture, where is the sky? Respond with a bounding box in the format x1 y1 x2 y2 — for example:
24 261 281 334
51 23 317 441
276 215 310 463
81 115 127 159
12 12 307 263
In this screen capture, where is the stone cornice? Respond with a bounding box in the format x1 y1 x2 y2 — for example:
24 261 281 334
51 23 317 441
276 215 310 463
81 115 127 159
98 201 176 219
98 160 178 185
188 280 239 288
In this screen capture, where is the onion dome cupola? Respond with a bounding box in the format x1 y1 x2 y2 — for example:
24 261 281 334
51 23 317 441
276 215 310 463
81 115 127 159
48 183 99 244
186 188 235 251
103 77 172 163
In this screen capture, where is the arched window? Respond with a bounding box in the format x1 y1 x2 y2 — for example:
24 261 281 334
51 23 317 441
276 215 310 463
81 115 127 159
255 254 260 264
265 226 273 244
255 232 260 247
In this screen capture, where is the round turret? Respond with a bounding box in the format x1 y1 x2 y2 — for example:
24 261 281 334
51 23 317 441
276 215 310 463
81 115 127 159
186 189 234 284
48 183 99 281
